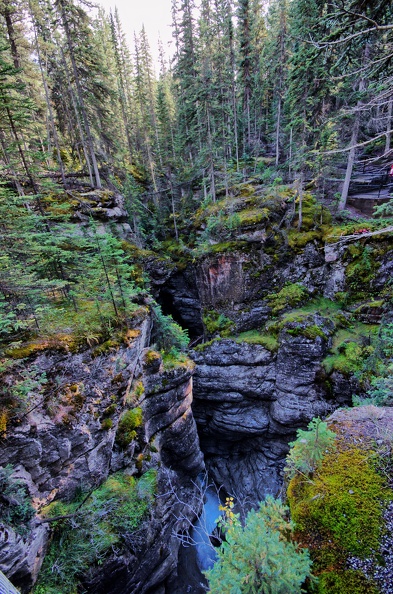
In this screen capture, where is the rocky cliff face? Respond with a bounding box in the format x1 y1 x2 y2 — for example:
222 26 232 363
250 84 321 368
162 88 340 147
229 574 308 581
0 317 204 593
191 329 347 503
166 234 393 504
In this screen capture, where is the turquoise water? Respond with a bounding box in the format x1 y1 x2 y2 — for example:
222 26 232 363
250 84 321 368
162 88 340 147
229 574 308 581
192 486 222 571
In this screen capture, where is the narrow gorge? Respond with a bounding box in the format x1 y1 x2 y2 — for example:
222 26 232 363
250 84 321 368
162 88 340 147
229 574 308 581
1 184 392 592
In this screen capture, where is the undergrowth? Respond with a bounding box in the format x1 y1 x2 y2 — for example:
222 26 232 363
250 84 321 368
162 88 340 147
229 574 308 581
34 470 156 594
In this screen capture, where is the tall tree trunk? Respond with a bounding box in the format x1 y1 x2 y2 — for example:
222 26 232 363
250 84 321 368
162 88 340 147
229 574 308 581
338 44 369 211
59 46 94 186
59 0 101 188
385 96 393 155
30 12 67 186
338 116 360 211
275 97 282 166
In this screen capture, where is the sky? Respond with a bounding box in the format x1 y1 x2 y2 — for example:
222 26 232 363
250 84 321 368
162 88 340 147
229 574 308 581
93 0 174 71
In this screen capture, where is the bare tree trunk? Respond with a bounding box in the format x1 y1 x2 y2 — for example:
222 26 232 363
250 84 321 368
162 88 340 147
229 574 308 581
59 0 101 188
338 116 360 211
385 96 393 155
207 108 216 202
297 172 304 231
59 46 94 186
30 11 67 186
275 97 282 167
338 44 369 211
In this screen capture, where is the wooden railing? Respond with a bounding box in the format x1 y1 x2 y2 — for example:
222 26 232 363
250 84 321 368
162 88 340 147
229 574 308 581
0 570 20 594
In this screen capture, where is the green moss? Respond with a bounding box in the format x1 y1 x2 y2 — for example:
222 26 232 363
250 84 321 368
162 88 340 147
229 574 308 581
287 229 322 250
207 240 249 254
323 323 379 375
292 193 332 233
115 408 143 448
233 330 279 352
318 570 379 594
203 310 234 337
35 470 156 594
287 440 392 591
286 324 327 340
236 207 270 225
193 337 221 351
161 351 190 369
267 282 309 314
101 418 113 430
239 183 256 197
144 350 161 368
5 334 80 359
92 336 123 357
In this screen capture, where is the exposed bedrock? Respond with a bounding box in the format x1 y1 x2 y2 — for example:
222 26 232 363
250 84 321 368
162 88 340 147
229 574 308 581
191 333 353 503
159 270 204 338
0 318 204 594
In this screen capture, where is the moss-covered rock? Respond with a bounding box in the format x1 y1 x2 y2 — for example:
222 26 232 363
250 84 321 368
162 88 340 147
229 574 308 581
115 408 143 449
286 406 393 594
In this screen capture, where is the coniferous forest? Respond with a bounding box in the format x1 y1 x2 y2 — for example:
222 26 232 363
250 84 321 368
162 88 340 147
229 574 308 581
1 1 393 594
0 0 392 343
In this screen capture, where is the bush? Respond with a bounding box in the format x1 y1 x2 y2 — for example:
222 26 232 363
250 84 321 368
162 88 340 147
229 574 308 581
203 310 233 337
285 418 336 479
116 408 143 448
0 465 35 533
35 470 156 594
205 496 312 594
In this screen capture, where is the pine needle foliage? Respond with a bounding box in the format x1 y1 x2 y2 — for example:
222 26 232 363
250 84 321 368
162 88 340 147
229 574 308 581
285 418 336 479
206 496 312 594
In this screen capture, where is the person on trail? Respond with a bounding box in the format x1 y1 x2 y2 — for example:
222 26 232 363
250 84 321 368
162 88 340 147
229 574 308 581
389 163 393 178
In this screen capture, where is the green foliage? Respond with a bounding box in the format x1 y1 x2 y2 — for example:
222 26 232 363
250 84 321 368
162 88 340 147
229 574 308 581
317 569 379 594
287 440 392 593
115 408 143 448
345 245 377 297
285 418 336 479
151 303 189 353
203 310 234 337
101 418 113 430
323 321 380 379
0 465 35 533
353 323 393 406
0 362 47 434
286 324 327 340
161 348 189 369
233 330 279 352
206 496 312 594
35 470 156 594
267 283 308 315
323 341 366 376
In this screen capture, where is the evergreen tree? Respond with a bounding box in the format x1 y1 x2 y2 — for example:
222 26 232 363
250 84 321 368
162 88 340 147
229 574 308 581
206 496 313 594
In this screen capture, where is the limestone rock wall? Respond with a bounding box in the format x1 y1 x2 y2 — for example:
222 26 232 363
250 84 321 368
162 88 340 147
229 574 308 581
0 318 204 594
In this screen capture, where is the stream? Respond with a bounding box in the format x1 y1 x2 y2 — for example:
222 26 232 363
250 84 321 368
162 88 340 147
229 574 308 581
170 480 222 593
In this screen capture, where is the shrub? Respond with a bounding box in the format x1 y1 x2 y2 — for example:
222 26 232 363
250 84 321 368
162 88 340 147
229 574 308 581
116 408 143 448
35 470 156 594
203 310 233 337
0 465 35 533
285 418 336 479
206 496 312 594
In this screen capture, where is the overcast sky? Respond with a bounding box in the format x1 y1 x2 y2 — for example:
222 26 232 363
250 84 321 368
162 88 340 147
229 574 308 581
94 0 174 71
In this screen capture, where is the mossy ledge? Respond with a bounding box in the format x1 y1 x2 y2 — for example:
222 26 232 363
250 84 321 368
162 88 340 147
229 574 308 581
287 406 393 594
